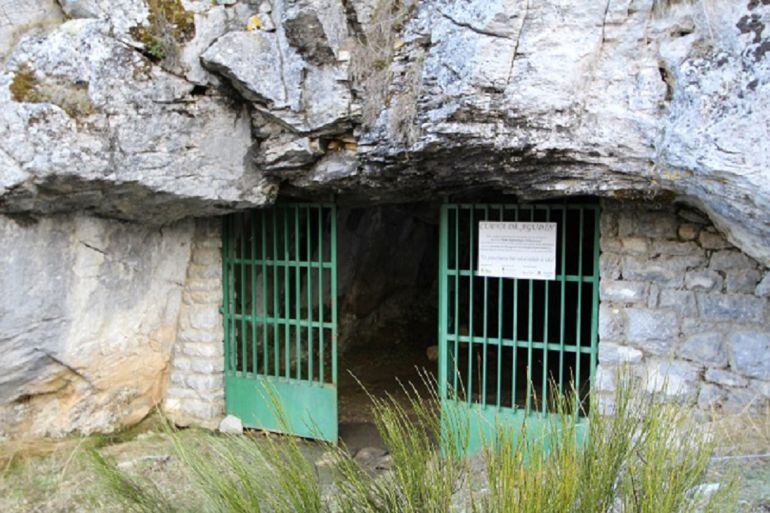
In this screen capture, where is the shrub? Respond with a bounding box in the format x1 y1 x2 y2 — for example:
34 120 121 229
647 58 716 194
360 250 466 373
129 0 195 65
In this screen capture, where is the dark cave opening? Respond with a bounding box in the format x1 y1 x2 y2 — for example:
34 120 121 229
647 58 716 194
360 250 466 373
335 203 440 426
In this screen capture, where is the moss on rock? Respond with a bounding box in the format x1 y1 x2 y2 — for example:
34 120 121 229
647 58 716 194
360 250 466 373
9 64 39 103
130 0 195 64
9 64 95 118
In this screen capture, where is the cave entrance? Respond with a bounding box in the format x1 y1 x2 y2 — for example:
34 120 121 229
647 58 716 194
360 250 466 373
220 199 600 447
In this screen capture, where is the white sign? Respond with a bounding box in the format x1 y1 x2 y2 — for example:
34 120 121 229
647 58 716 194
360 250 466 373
477 221 557 280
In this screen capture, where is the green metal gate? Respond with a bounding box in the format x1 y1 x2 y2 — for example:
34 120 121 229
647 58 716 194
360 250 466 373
438 202 600 449
222 203 338 442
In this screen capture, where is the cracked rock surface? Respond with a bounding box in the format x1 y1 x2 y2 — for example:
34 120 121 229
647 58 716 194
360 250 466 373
0 0 767 263
0 214 193 437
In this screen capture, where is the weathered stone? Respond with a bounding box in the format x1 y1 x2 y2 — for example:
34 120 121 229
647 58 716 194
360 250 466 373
698 230 730 250
677 223 699 241
710 250 757 273
677 207 709 225
723 388 763 414
0 0 769 438
0 0 767 268
756 273 770 297
697 383 725 410
218 414 243 434
625 308 678 344
599 342 643 365
201 24 352 134
751 379 770 399
697 294 765 323
727 331 770 380
0 19 272 223
185 374 222 393
724 269 762 294
202 30 298 109
622 254 705 287
621 237 649 255
54 0 145 34
684 270 722 292
658 289 697 317
0 214 194 438
594 365 616 393
190 359 224 374
260 135 323 170
598 304 624 341
181 4 264 85
599 210 618 238
283 9 336 65
599 253 621 280
172 357 192 372
165 219 224 427
164 386 198 400
621 256 682 287
651 240 703 258
600 237 623 253
181 399 223 422
599 280 647 304
293 151 359 187
618 211 678 240
646 284 660 309
643 360 701 398
704 368 748 388
678 333 727 368
0 1 64 59
181 342 221 358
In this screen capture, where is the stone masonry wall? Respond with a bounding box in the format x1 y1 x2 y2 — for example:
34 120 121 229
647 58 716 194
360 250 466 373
597 200 770 414
164 218 224 429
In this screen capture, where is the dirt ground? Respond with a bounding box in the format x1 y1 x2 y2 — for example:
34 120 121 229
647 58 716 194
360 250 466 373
337 341 434 452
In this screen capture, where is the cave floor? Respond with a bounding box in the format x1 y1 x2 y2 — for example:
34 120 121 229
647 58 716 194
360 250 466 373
337 341 436 453
338 341 435 423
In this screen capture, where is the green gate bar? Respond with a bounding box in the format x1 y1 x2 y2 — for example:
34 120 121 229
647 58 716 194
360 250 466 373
223 204 338 442
439 201 601 451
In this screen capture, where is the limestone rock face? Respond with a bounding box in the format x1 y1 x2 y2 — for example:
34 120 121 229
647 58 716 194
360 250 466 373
0 214 193 438
0 16 273 224
0 0 767 264
0 1 64 59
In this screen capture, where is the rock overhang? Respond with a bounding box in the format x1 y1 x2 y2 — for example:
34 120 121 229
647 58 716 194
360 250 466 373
0 0 767 265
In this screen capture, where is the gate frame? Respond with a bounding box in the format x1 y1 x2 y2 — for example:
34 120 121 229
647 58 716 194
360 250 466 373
221 203 338 442
437 201 601 451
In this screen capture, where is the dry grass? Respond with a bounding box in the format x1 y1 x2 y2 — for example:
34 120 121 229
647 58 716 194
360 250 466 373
349 0 418 130
710 405 770 457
